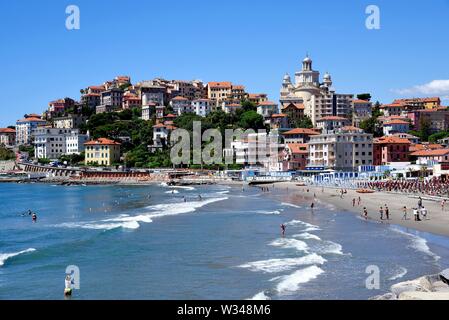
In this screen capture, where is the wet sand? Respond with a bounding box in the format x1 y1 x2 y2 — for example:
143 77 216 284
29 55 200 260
273 182 449 238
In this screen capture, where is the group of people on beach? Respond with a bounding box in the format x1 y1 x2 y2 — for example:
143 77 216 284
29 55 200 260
360 196 431 222
361 177 449 197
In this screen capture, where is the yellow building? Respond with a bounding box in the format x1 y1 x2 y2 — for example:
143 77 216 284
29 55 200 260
84 138 121 166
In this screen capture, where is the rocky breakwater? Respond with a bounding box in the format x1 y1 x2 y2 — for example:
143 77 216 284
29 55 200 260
372 270 449 300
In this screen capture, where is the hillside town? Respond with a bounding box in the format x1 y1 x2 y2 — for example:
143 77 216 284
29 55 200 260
1 55 449 188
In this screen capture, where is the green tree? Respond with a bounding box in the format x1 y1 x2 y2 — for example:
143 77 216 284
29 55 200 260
240 100 257 112
360 117 382 137
418 117 432 142
237 111 265 130
428 131 449 143
295 116 313 129
357 93 372 101
0 146 15 160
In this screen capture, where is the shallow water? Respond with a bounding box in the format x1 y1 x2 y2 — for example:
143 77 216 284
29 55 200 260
0 183 448 300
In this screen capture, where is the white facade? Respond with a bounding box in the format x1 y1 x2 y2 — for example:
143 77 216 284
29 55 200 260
15 118 47 145
33 128 88 159
257 101 278 118
308 128 373 170
383 121 410 136
192 99 211 117
170 97 193 115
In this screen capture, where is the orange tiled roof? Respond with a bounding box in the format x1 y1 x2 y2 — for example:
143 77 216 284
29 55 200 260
318 116 348 121
410 149 449 157
409 143 443 152
283 128 320 136
208 81 232 88
374 136 411 144
341 125 362 131
0 128 15 133
287 143 308 154
17 117 46 123
171 96 189 101
353 99 371 104
271 113 287 118
258 101 277 106
384 119 410 125
84 138 121 146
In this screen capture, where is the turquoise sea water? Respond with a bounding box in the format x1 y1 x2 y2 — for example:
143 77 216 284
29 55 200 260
0 183 448 300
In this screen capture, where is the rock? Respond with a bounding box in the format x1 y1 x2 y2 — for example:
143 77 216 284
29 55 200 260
370 293 396 300
391 279 430 298
399 291 449 300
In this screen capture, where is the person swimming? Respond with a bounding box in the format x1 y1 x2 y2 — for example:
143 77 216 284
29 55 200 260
280 223 286 237
32 213 37 223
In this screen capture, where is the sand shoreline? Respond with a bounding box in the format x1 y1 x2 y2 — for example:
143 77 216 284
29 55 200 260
271 182 449 238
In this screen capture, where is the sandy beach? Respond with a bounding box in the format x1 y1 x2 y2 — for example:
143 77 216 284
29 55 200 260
272 182 449 238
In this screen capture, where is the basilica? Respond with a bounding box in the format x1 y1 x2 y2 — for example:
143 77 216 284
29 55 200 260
280 56 353 126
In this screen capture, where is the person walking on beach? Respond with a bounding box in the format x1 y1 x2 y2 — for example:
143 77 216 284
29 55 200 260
385 205 390 220
311 202 315 211
418 197 423 209
280 223 286 237
357 197 361 206
421 206 428 220
413 208 421 221
363 207 368 219
379 206 384 220
352 198 356 207
402 206 408 220
441 199 446 212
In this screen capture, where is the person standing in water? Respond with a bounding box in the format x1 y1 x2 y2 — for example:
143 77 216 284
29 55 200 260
64 275 73 296
32 212 37 223
363 207 368 219
280 223 286 237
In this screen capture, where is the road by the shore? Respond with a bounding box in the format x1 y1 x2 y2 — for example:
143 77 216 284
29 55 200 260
273 182 449 238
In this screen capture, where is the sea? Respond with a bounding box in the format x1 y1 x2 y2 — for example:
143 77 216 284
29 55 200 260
0 182 448 300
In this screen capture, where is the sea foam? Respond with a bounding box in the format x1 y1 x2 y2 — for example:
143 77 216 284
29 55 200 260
390 227 441 262
238 253 326 273
269 238 309 252
274 265 324 295
0 248 36 267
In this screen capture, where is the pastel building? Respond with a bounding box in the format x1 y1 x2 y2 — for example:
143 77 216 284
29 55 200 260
257 101 278 118
373 136 411 165
282 128 320 144
33 128 88 159
170 96 193 115
0 128 16 147
316 116 350 133
307 126 373 170
410 149 449 165
84 138 121 166
283 143 308 171
383 119 410 135
192 99 211 117
280 56 353 125
15 116 47 145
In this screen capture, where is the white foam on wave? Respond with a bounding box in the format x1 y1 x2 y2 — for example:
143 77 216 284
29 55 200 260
170 185 196 191
273 265 324 295
390 227 440 262
256 210 282 215
0 248 36 267
247 291 271 300
293 233 321 241
165 190 179 194
388 266 408 281
145 197 228 219
56 197 227 231
281 202 301 209
238 253 326 273
269 238 309 252
216 190 230 195
285 220 321 232
313 240 345 255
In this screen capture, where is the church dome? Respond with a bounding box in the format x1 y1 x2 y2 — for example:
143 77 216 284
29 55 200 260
323 72 331 80
303 56 312 63
283 73 291 82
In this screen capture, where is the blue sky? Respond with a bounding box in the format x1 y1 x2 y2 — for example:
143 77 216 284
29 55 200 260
1 0 449 127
